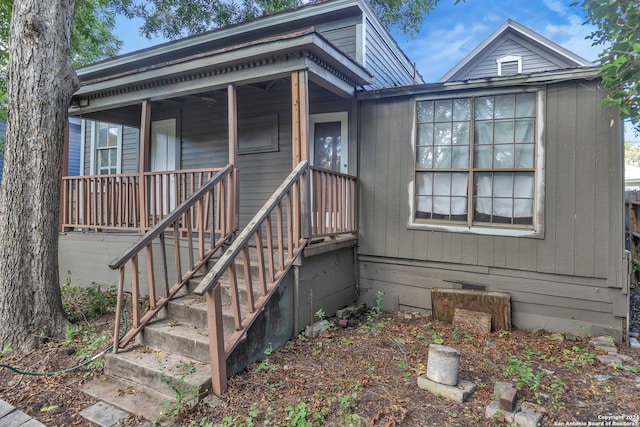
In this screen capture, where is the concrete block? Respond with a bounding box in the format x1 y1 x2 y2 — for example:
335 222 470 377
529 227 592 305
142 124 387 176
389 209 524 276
499 387 518 412
305 320 332 338
630 337 640 349
417 375 475 403
0 399 15 418
485 401 516 424
493 381 514 400
21 419 47 427
426 344 460 386
516 402 546 427
0 409 31 426
80 402 129 427
597 354 624 366
336 304 366 319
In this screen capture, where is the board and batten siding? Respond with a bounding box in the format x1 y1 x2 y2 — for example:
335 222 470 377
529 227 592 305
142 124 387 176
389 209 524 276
357 79 626 337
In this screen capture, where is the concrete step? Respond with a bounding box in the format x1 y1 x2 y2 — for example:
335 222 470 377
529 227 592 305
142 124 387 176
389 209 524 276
164 296 240 336
138 319 211 363
104 345 212 401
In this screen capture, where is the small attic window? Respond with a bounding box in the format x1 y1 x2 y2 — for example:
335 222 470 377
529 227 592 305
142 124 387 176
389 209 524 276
497 55 522 76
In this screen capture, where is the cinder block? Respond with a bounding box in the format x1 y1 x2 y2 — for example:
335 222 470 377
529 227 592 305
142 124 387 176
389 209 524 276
499 387 518 412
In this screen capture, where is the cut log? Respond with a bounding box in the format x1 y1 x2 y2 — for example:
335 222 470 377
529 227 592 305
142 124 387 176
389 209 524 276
431 288 511 331
453 308 492 334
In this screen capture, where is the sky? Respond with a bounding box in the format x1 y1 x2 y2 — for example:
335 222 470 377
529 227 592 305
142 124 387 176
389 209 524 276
113 0 638 140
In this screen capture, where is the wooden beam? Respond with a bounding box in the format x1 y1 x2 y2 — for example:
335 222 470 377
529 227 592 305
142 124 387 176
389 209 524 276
139 100 151 230
298 70 309 162
291 71 300 168
227 84 238 231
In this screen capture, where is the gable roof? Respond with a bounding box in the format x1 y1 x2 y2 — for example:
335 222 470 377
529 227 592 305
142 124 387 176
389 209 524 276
439 19 592 82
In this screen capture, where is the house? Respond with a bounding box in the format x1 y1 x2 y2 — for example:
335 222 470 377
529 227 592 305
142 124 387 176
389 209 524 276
60 0 626 400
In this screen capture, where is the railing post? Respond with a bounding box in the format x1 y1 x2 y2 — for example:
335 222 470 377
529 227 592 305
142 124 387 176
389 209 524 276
206 286 227 396
139 100 151 231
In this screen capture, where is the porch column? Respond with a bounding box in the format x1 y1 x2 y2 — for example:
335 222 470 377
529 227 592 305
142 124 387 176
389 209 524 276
291 71 310 239
139 100 151 231
227 84 238 232
59 120 70 232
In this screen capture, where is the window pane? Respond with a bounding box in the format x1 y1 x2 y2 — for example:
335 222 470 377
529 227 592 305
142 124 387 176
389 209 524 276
416 196 432 218
416 172 433 195
97 128 108 148
108 127 118 147
493 173 513 197
494 144 514 168
475 97 493 120
433 172 451 195
475 197 492 221
434 99 452 122
494 95 515 119
514 172 534 198
434 123 452 145
514 199 533 224
515 119 535 142
451 172 468 196
474 121 493 145
474 173 492 197
416 147 433 168
433 196 451 215
452 122 469 145
493 198 513 219
451 146 470 168
417 101 434 123
417 124 434 146
110 148 117 167
516 93 536 117
99 149 109 165
515 144 535 168
494 121 514 144
474 145 492 168
434 146 451 168
453 99 471 121
451 197 467 215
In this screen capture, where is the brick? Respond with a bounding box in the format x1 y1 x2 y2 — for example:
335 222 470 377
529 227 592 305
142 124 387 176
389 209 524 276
337 319 348 328
499 387 518 412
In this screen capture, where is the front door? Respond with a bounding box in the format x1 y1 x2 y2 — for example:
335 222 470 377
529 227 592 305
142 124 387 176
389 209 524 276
150 118 178 214
309 112 348 173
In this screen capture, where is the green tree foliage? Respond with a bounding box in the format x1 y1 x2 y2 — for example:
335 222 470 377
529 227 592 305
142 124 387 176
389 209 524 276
625 143 640 167
576 0 640 133
0 0 122 122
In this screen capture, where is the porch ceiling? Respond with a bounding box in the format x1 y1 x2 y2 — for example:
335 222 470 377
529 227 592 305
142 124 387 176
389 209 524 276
70 28 371 116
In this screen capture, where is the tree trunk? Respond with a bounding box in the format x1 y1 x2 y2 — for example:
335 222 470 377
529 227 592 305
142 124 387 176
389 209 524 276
0 0 79 352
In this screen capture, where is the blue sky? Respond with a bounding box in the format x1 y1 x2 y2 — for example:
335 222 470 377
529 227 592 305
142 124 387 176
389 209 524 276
113 1 639 140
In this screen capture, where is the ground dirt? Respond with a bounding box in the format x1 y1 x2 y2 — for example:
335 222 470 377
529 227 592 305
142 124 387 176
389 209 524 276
1 286 640 427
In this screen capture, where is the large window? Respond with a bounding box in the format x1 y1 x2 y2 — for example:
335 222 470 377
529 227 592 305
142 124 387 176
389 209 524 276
414 92 539 232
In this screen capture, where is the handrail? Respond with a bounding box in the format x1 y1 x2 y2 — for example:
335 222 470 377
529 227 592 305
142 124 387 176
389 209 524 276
109 164 233 270
194 161 308 296
109 164 236 352
193 160 309 396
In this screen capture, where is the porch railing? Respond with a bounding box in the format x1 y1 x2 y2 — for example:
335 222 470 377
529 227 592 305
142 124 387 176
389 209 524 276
310 166 357 239
60 168 220 232
108 164 235 352
193 160 310 396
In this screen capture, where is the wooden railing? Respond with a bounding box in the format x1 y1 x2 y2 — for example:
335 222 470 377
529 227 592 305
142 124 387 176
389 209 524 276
60 168 219 232
193 161 309 396
108 165 235 352
310 166 357 239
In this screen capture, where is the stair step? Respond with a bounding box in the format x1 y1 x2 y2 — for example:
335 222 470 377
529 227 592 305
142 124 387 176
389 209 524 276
104 345 212 401
165 296 239 334
139 319 211 363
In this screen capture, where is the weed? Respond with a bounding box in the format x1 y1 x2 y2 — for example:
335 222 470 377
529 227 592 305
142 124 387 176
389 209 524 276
0 344 12 357
365 291 384 337
284 401 326 427
452 327 459 341
159 362 200 418
502 357 544 401
256 344 277 374
462 331 473 343
431 332 444 345
548 378 566 406
364 360 375 376
562 345 595 368
62 323 108 369
60 275 117 323
315 308 325 321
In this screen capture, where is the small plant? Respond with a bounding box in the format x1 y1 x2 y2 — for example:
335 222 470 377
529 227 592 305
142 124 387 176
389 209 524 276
548 378 566 406
431 332 444 345
502 357 544 401
159 362 200 418
284 401 326 427
0 344 12 357
256 343 277 373
60 274 118 323
62 323 108 369
365 291 384 337
315 308 325 320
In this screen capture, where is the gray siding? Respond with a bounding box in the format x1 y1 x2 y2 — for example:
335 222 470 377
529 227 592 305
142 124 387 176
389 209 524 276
451 34 578 82
122 126 139 174
364 18 415 89
357 79 626 337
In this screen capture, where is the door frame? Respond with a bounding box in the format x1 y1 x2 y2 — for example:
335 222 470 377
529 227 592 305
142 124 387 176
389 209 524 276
309 112 348 173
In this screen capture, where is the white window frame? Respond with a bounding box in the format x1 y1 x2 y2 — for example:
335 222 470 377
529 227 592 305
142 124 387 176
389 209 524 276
497 55 523 76
408 89 545 238
309 112 349 173
88 121 122 175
